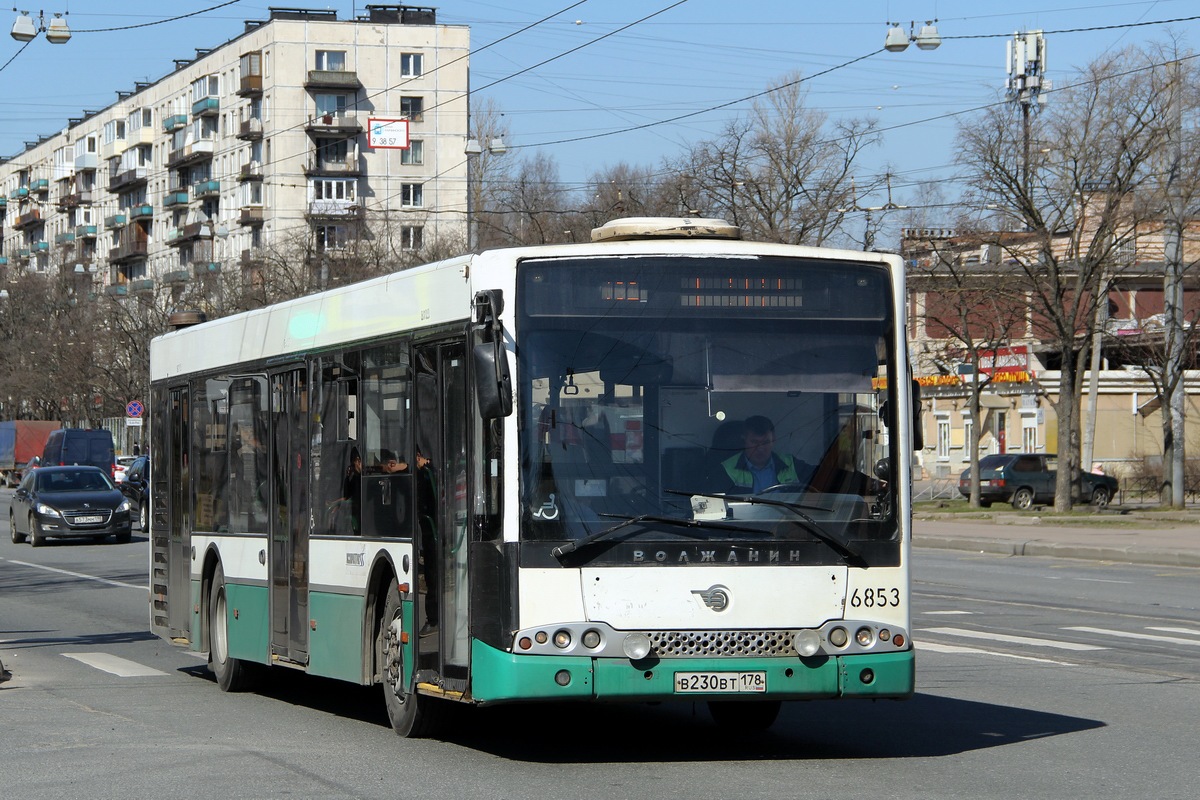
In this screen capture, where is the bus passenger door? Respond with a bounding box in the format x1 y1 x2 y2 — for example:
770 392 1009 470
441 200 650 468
152 386 192 640
269 368 310 665
414 342 469 679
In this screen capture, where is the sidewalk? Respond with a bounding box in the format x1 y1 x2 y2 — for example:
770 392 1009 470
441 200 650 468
912 508 1200 567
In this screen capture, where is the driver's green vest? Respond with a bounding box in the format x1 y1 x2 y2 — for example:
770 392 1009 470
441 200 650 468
721 453 799 490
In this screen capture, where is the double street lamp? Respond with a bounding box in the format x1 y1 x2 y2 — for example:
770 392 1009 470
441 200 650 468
11 9 70 44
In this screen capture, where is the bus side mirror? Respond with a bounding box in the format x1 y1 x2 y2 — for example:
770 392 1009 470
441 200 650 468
911 378 924 451
474 340 513 419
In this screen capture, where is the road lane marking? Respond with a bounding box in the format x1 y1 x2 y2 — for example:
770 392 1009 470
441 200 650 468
1148 627 1200 637
1065 626 1200 647
2 558 146 590
922 626 1107 651
924 610 974 615
63 653 165 677
918 641 1078 666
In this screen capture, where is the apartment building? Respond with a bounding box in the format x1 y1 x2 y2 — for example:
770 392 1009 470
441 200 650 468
0 6 468 295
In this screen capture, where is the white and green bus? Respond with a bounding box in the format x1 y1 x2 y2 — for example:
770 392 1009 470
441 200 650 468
148 217 922 736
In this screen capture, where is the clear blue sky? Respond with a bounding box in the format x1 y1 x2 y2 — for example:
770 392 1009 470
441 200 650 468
2 1 1198 221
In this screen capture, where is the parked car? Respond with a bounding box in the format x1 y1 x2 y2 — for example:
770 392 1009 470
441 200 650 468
958 453 1119 509
41 428 116 479
119 455 150 531
9 465 133 546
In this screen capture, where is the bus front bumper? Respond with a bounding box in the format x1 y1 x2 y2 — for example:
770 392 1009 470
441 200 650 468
469 640 913 704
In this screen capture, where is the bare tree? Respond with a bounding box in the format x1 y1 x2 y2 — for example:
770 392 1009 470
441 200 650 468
956 47 1181 510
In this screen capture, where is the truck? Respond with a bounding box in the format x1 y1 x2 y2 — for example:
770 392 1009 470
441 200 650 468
0 421 61 487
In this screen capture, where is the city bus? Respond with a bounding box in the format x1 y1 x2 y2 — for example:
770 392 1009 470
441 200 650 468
148 217 922 737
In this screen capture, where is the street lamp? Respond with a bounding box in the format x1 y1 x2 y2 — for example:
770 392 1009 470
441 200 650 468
11 10 70 44
465 136 506 251
884 20 940 52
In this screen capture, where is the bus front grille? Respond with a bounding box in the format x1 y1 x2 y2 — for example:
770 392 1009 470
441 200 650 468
649 630 795 658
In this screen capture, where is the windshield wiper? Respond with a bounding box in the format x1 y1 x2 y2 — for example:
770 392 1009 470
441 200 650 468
666 489 866 567
551 513 766 559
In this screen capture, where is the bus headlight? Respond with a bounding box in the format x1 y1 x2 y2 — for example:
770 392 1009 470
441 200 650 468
553 629 572 649
581 629 602 649
828 627 849 648
794 629 821 657
855 627 875 647
622 633 652 660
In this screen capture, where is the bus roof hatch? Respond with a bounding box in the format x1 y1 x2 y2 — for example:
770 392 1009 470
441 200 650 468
590 217 742 242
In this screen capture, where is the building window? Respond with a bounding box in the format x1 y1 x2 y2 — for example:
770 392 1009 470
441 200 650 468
315 224 349 252
192 74 219 101
400 225 423 251
400 183 423 208
400 96 423 122
315 93 349 118
312 178 356 201
316 50 347 71
936 416 951 460
400 53 423 77
400 140 423 165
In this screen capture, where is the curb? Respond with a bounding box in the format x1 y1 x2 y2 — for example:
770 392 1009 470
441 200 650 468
914 536 1200 568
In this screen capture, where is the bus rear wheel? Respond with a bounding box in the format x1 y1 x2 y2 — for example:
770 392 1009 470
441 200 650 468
379 583 439 738
708 700 782 731
209 562 260 692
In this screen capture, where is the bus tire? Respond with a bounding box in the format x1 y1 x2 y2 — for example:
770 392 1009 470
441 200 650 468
209 562 259 692
708 700 782 731
379 583 438 738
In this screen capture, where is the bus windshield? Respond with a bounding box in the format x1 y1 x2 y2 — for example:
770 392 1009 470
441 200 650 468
517 254 902 566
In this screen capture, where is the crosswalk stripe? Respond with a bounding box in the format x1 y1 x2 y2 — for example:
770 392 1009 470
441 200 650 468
1065 627 1200 647
918 641 1078 665
922 626 1106 651
63 653 166 677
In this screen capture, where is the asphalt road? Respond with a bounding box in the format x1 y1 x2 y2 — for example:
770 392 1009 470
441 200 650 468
1 495 1197 800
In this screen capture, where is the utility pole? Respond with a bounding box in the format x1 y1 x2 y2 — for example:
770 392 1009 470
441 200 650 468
1163 60 1186 507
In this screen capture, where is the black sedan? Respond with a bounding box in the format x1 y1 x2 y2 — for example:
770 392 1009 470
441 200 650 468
119 455 150 531
958 453 1119 509
9 465 133 546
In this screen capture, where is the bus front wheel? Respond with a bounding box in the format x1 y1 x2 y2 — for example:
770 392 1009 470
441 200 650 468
209 562 260 692
708 700 782 731
379 583 439 738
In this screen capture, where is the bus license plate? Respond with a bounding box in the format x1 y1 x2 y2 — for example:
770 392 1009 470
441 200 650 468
674 671 766 694
74 515 103 524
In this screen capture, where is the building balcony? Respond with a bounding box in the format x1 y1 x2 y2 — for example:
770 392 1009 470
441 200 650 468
74 152 99 171
238 161 264 182
305 113 362 135
304 156 361 177
193 260 222 278
13 209 43 229
305 69 360 89
163 269 191 285
110 238 149 263
192 179 221 200
16 248 30 261
165 221 206 247
237 117 263 140
106 284 129 298
131 278 155 294
191 96 220 117
100 139 127 160
0 256 7 266
55 231 76 245
9 187 28 200
163 114 188 133
104 213 128 229
237 73 263 97
30 179 49 194
108 166 149 193
0 196 6 210
307 199 364 219
129 203 154 221
32 241 49 253
75 224 98 239
239 206 265 226
57 189 94 210
163 190 190 210
166 139 215 169
129 126 154 146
